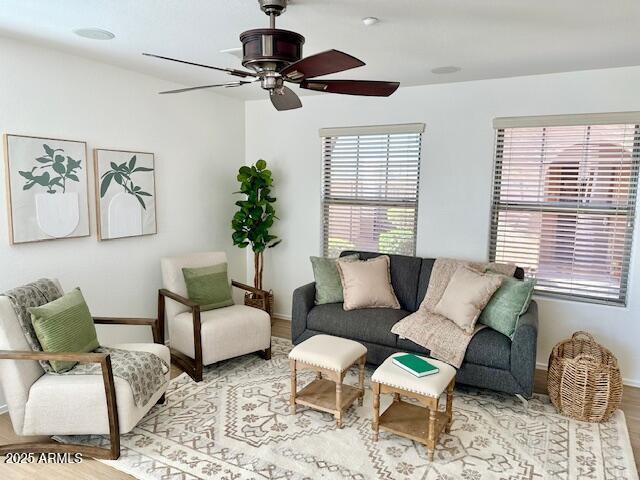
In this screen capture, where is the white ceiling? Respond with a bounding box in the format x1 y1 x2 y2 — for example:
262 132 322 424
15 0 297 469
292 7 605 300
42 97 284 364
1 0 640 101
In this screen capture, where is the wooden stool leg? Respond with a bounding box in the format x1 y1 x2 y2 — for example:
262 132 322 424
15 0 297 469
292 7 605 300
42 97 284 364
427 402 437 461
316 371 322 380
393 392 400 402
335 379 343 428
372 382 380 441
445 379 454 433
358 355 366 406
290 359 297 414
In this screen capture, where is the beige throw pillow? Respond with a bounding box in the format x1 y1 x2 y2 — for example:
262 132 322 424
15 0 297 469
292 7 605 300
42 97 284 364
337 255 400 311
433 265 504 333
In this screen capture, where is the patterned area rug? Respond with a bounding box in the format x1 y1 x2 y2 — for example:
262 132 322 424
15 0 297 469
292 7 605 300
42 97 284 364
59 337 638 479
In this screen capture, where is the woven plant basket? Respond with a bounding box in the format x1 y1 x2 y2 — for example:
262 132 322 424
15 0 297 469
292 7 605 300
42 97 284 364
547 331 622 423
244 290 273 317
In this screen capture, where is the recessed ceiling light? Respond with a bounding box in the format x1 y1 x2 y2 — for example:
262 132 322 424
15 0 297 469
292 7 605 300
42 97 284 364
73 28 115 40
362 17 379 26
431 66 461 75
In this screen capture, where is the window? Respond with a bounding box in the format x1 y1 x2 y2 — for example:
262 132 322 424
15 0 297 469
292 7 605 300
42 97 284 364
320 123 424 257
490 113 640 305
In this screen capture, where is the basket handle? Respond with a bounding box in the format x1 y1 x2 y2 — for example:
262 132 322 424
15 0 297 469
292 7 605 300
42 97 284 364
571 331 597 344
574 353 598 364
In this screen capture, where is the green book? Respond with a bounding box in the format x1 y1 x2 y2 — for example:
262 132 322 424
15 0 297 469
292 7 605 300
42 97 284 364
392 354 439 377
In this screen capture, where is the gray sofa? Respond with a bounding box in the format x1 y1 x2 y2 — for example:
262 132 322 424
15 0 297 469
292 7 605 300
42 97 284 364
292 250 539 398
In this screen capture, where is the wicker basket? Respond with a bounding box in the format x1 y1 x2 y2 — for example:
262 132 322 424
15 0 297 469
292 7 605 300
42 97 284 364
547 331 622 423
244 290 273 316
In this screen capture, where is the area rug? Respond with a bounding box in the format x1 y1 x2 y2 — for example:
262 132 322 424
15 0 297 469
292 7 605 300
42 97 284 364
59 337 638 479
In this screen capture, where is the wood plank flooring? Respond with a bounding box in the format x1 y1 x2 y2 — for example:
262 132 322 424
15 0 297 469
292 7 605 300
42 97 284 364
1 317 637 478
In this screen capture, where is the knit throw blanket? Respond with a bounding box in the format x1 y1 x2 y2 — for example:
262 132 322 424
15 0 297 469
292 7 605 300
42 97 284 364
391 259 516 368
2 279 168 407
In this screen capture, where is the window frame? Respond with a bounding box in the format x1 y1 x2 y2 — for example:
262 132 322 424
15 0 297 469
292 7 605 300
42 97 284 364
319 123 425 258
488 113 640 306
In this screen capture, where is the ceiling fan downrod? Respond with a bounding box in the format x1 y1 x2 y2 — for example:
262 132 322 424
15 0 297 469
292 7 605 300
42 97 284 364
259 0 287 28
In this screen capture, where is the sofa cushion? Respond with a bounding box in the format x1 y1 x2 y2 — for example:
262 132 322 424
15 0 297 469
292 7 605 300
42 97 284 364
397 327 511 370
341 251 422 311
307 303 409 347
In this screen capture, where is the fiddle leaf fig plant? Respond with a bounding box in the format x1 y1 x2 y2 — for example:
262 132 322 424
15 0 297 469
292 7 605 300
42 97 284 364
231 159 281 290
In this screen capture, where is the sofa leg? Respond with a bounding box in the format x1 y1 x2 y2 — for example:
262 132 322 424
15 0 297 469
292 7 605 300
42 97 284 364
260 347 272 360
515 394 529 409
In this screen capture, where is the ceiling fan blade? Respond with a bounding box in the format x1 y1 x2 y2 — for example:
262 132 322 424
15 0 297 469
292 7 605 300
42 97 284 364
300 79 400 97
143 52 256 78
159 81 251 94
270 86 302 111
279 50 365 82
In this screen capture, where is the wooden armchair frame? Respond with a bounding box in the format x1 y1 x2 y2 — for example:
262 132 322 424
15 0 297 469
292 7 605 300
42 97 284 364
0 316 164 461
158 280 271 383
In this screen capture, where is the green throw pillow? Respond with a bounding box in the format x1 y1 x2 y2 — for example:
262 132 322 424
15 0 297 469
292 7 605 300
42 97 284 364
310 254 359 304
479 275 535 338
28 288 99 373
182 263 234 311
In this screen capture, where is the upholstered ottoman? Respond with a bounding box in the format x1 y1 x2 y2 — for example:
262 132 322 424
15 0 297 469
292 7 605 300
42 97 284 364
371 353 456 461
289 334 366 428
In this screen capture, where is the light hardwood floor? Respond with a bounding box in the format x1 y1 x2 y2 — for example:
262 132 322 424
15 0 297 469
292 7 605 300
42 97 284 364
1 317 638 478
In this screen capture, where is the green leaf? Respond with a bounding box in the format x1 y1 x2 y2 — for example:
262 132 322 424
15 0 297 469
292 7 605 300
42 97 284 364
34 172 51 186
54 155 64 163
268 239 282 248
36 156 52 164
52 162 66 175
110 161 119 171
23 182 35 190
132 166 153 173
66 174 79 182
43 144 54 156
18 170 33 179
134 194 147 210
137 191 151 196
128 155 137 171
114 173 123 184
256 159 267 171
100 173 114 197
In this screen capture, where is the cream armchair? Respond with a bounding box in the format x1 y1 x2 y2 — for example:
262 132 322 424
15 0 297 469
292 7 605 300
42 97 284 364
0 281 170 460
159 251 272 382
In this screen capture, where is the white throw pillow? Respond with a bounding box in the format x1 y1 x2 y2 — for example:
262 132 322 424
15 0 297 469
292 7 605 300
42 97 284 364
337 255 400 311
433 265 504 333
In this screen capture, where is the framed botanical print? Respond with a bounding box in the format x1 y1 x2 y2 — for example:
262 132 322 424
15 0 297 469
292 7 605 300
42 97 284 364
3 134 90 244
94 149 157 240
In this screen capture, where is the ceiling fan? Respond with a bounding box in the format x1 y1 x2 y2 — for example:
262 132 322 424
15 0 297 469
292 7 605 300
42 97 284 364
143 0 400 111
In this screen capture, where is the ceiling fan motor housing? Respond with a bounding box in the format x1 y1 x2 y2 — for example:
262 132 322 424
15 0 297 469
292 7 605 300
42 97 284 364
240 28 305 73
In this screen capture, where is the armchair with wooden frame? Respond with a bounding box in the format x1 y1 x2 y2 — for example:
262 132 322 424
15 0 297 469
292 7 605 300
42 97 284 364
159 251 272 382
0 282 170 461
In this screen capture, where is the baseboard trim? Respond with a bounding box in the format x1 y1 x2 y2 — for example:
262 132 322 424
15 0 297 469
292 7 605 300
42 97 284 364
0 404 7 415
272 313 291 321
536 361 640 388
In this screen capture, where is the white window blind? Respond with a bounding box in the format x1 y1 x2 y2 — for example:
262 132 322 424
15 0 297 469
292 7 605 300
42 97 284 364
321 124 424 257
490 114 640 305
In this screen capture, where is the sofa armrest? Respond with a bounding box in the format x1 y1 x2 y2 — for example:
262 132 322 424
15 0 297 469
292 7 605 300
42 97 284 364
510 300 539 398
291 282 316 343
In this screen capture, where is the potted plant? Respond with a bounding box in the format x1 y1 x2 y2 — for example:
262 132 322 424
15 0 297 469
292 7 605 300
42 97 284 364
19 144 83 238
231 159 281 313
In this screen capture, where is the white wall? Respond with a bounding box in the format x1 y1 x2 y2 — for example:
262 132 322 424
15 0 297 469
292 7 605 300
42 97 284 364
0 37 246 408
245 65 640 386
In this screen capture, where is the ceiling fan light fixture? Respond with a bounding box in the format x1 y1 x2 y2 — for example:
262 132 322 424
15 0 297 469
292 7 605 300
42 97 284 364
73 28 115 40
